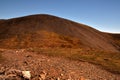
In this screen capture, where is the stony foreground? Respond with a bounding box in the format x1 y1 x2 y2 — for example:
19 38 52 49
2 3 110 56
0 49 120 80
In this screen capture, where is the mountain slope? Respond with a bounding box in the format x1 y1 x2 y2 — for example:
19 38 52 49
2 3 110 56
108 33 120 51
0 14 119 52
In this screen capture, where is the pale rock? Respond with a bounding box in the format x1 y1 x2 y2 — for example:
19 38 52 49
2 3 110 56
22 71 31 79
60 73 63 76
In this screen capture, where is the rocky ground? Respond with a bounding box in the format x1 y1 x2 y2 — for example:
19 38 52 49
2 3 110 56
0 49 120 80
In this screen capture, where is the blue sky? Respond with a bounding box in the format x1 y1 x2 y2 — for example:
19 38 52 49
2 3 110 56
0 0 120 33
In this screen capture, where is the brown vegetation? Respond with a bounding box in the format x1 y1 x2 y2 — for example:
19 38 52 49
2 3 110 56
28 47 120 74
0 14 119 52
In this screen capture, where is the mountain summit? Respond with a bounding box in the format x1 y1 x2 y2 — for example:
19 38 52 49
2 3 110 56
0 14 119 52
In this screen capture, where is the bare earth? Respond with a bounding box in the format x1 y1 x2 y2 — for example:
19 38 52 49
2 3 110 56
0 49 120 80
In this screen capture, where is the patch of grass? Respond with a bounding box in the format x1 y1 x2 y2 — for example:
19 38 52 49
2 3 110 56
70 51 120 74
28 48 120 74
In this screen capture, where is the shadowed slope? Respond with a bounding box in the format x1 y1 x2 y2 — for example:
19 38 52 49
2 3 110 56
0 14 119 52
109 33 120 50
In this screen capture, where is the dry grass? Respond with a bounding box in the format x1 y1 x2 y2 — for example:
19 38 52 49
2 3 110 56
0 31 83 49
28 48 120 74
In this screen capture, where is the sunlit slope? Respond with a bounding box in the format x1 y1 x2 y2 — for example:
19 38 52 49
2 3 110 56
0 14 119 52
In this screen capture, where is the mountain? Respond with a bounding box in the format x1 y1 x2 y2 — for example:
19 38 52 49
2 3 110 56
0 14 119 52
109 33 120 50
0 19 5 24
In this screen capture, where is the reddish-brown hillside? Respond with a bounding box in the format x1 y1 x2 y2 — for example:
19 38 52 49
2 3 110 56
108 33 120 50
0 14 119 52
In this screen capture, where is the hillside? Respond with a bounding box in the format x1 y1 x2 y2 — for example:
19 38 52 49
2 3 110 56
109 33 120 49
0 14 119 52
0 14 120 79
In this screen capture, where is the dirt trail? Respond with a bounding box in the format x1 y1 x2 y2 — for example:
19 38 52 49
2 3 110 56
0 49 120 80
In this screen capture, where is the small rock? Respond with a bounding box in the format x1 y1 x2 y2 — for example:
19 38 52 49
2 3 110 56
79 76 85 80
22 71 31 79
15 50 19 53
60 73 63 76
39 71 46 80
0 67 5 74
57 77 60 80
26 55 32 58
23 61 28 65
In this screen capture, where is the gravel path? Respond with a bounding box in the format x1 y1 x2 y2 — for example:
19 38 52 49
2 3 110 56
0 49 120 80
